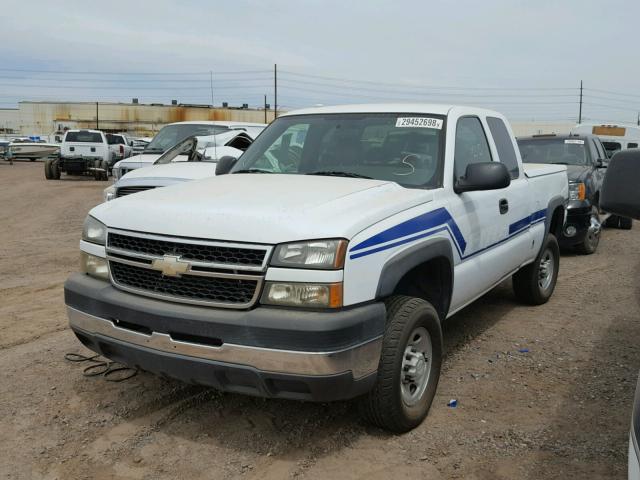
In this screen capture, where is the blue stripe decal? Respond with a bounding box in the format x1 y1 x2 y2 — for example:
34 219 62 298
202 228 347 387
350 207 467 254
350 207 547 260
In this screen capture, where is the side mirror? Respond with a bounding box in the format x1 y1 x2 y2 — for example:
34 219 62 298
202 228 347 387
601 150 640 219
596 159 607 168
454 162 511 194
215 156 238 175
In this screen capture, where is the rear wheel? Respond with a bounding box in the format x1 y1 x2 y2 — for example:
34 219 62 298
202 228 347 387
44 159 53 179
576 206 601 255
100 160 110 180
93 160 102 180
359 296 443 432
51 159 61 179
620 217 633 230
513 233 560 305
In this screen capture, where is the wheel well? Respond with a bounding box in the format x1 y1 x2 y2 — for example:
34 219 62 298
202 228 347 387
391 257 452 321
549 206 564 238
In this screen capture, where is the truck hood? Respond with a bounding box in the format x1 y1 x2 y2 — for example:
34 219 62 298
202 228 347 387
114 153 162 170
565 165 591 183
92 174 433 244
116 162 215 187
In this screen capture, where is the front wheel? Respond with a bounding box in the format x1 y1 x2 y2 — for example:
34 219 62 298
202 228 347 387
576 206 601 255
512 233 560 305
359 296 443 432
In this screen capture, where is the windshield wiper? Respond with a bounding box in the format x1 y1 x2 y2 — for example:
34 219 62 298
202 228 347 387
144 148 164 154
233 168 273 174
551 162 569 165
306 170 373 179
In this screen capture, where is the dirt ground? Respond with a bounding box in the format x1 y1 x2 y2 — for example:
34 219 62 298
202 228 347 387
1 160 639 480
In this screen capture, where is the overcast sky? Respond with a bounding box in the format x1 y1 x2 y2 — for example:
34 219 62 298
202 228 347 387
1 0 639 123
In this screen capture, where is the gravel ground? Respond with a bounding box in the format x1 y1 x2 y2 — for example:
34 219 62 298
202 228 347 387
1 160 639 480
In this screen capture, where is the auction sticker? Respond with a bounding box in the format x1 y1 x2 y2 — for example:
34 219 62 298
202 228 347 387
565 139 584 144
395 117 443 129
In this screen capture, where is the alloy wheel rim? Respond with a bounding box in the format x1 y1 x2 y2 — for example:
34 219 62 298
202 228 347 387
400 326 433 406
538 249 554 291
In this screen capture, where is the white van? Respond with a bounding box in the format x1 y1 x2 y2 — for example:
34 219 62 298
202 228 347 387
572 124 640 158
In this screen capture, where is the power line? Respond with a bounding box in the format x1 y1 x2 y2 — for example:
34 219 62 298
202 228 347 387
0 67 271 76
280 70 576 91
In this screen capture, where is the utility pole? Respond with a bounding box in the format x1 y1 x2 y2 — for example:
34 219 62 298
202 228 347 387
637 112 639 126
264 94 267 123
209 71 214 107
274 63 278 118
578 80 583 124
96 102 99 129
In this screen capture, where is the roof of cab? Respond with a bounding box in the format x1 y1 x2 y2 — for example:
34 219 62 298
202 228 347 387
278 103 504 117
164 120 266 127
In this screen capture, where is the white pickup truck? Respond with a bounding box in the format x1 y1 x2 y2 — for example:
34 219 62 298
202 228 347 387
111 121 266 179
65 104 568 432
103 131 255 201
47 129 114 180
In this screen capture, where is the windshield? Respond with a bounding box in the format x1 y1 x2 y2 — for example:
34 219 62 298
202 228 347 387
231 113 445 188
65 131 103 143
517 138 588 166
145 124 230 153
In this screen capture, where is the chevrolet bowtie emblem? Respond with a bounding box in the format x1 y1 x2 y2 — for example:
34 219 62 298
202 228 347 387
151 255 190 277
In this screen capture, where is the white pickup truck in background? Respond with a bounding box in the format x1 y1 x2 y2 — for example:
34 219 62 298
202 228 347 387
46 129 113 180
65 104 568 432
107 133 133 162
111 121 266 179
103 130 255 201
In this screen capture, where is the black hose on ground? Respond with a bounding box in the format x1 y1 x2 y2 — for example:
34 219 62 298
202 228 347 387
64 352 138 382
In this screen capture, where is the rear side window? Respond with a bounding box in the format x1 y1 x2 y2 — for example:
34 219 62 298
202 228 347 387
628 142 638 149
454 117 492 179
107 135 125 145
65 131 103 143
486 117 519 179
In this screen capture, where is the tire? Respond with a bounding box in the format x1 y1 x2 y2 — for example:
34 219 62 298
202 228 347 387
604 215 619 228
620 217 633 230
512 233 560 305
100 160 110 180
575 206 601 255
93 160 102 180
359 296 443 433
51 159 61 179
44 159 53 179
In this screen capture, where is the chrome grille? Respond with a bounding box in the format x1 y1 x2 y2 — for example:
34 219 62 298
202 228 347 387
106 229 271 308
116 186 156 198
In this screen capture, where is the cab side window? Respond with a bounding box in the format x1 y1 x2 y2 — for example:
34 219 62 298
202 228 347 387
593 138 608 161
454 117 492 179
486 116 519 179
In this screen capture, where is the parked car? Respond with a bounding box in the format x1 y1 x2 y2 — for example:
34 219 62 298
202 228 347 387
573 123 640 158
103 131 254 201
111 121 266 179
65 104 568 432
517 133 610 253
46 129 113 181
131 137 152 155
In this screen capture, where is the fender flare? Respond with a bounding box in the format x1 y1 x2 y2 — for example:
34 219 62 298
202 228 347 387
375 237 454 319
545 195 566 237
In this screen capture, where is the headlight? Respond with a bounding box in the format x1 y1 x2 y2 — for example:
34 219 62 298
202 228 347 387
103 185 116 202
271 239 347 269
80 251 109 281
112 167 121 180
568 182 586 201
82 216 107 245
261 282 343 308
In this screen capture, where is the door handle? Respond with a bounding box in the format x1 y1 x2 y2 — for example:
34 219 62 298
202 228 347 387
499 198 509 214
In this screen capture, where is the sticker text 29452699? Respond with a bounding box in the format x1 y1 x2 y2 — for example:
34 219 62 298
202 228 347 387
395 117 443 129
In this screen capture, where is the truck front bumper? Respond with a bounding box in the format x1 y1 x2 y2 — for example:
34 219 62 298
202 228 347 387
64 274 385 401
559 201 593 247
